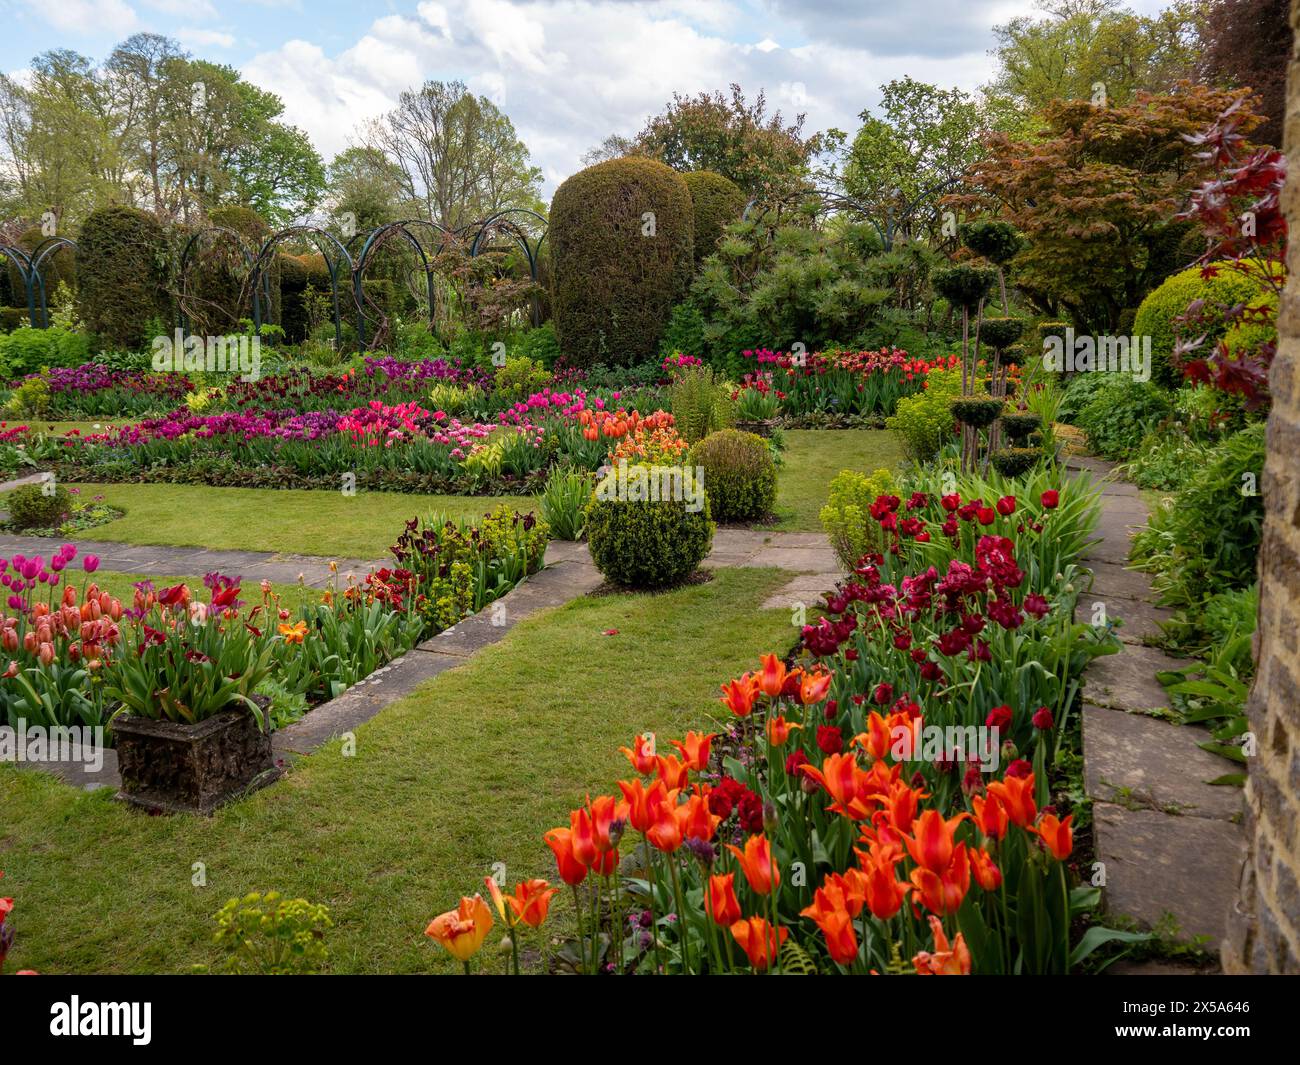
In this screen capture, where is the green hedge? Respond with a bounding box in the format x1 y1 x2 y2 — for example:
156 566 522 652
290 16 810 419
76 206 172 352
550 157 694 367
683 170 747 264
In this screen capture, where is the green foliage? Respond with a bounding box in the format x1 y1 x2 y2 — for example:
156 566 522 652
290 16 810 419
493 355 550 400
1132 423 1266 608
1134 262 1280 388
819 466 899 569
682 170 747 263
514 321 562 367
540 466 592 541
76 205 172 351
211 892 333 975
886 367 961 462
585 473 714 588
932 265 997 311
1075 377 1173 460
658 302 709 363
950 396 1003 428
688 429 776 522
990 447 1042 477
0 325 89 380
999 411 1041 442
5 481 72 529
550 156 694 367
187 205 273 336
4 375 50 416
668 364 733 444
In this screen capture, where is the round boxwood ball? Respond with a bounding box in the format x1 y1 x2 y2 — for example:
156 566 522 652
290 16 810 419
5 482 73 530
585 470 714 588
689 429 777 522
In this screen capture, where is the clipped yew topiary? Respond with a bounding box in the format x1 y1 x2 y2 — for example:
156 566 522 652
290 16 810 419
990 447 1042 478
585 469 714 588
683 170 747 263
76 205 172 351
6 482 73 530
980 317 1025 351
689 429 776 522
1134 261 1281 388
550 157 694 367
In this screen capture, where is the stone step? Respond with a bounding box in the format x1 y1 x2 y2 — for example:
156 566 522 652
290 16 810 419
1086 643 1195 714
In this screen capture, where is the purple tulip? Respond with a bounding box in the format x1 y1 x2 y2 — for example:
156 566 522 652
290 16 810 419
83 555 100 573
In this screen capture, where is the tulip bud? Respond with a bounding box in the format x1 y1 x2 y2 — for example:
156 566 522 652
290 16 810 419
38 642 55 666
762 798 778 835
499 934 513 954
1001 739 1018 762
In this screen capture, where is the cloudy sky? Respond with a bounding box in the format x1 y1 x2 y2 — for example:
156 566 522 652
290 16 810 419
0 0 1172 194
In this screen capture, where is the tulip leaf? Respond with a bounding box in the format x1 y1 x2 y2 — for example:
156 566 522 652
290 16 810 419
1069 926 1151 968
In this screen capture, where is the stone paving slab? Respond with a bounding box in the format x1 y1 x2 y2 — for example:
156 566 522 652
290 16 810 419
1086 643 1193 713
3 742 119 791
1094 803 1244 942
1083 703 1245 819
761 573 843 611
274 650 463 755
740 546 840 572
1085 559 1159 602
1106 595 1176 645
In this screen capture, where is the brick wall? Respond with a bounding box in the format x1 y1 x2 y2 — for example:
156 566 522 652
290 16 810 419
1221 0 1300 975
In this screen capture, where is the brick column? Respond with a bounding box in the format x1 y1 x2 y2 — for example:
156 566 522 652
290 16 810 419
1221 0 1300 974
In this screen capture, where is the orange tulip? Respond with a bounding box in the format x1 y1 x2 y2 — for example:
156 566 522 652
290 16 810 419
758 653 787 697
484 877 559 929
766 714 801 746
909 842 971 916
587 794 628 852
719 674 759 716
568 807 599 868
726 834 779 895
801 879 859 966
1034 812 1074 860
799 670 833 706
987 773 1037 828
859 850 910 920
656 754 691 791
619 733 657 774
902 809 969 873
883 781 924 834
425 894 493 962
617 778 671 833
646 801 683 853
972 792 1009 841
704 873 742 926
676 793 721 843
912 915 972 975
670 731 717 772
730 916 788 970
970 847 1002 891
543 827 588 886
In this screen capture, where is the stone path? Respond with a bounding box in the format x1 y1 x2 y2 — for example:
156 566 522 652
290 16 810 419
12 526 841 793
1067 454 1245 949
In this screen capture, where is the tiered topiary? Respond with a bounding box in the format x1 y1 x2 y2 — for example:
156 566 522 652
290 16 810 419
550 157 694 367
990 448 1042 477
76 205 172 351
585 471 714 588
933 263 998 472
958 220 1022 313
689 429 776 523
682 171 747 264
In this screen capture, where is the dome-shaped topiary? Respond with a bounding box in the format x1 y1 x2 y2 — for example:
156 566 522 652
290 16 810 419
949 396 1004 429
689 429 776 522
959 220 1022 265
550 157 694 367
980 317 1025 351
76 205 173 351
585 470 714 588
932 265 998 312
1134 261 1281 388
683 171 747 264
5 481 73 530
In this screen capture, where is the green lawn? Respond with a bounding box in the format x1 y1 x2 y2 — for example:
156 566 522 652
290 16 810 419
18 483 538 560
0 566 793 974
776 428 903 531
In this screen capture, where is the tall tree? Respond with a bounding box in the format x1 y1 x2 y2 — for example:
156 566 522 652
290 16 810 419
361 80 542 230
988 0 1204 115
632 84 822 195
1197 0 1292 146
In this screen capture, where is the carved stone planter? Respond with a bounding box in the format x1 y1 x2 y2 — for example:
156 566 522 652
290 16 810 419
112 709 277 815
733 418 777 438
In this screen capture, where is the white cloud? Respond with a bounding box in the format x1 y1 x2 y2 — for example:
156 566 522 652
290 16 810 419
241 0 1021 195
175 28 235 48
143 0 217 18
22 0 137 35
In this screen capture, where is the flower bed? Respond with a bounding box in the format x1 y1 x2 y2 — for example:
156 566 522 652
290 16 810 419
0 507 548 738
